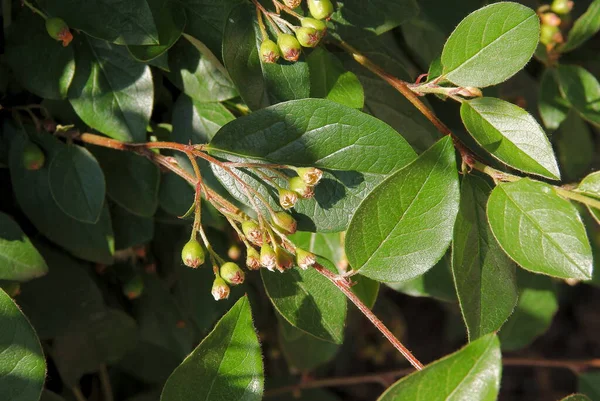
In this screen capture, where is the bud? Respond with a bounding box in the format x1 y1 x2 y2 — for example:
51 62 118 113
296 167 323 185
181 238 205 268
296 248 316 270
272 211 297 234
455 86 482 98
275 246 295 272
246 247 261 270
279 187 298 209
551 0 573 14
45 17 73 47
307 0 334 20
540 24 560 46
540 12 561 27
260 39 280 64
260 243 277 271
22 142 45 171
278 33 302 62
295 27 321 48
284 0 302 8
242 220 263 246
211 277 230 301
220 262 245 285
123 274 144 300
288 176 314 199
301 17 327 37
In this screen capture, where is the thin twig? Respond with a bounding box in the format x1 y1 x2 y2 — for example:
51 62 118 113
71 385 87 401
98 364 114 401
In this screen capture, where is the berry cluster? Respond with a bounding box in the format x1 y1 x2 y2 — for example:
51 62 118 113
538 0 573 50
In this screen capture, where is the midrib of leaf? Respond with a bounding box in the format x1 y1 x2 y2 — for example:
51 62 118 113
67 152 96 218
443 337 495 400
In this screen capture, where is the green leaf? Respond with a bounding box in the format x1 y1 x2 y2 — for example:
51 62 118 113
289 231 345 268
261 258 347 344
165 37 238 102
579 371 600 400
351 275 380 309
41 390 67 401
0 288 46 401
556 64 600 127
69 36 154 142
307 48 364 109
487 178 593 280
9 129 114 264
561 395 592 401
400 18 446 68
331 0 419 36
49 144 106 223
538 69 571 131
209 98 417 232
172 95 235 144
498 270 558 350
440 2 539 87
4 13 75 99
90 145 160 217
378 334 501 401
452 175 518 341
345 137 459 282
128 0 186 61
0 212 48 282
577 171 600 199
37 0 159 45
111 204 154 250
160 296 263 401
53 309 137 385
460 97 560 180
560 0 600 53
553 110 594 182
159 172 195 217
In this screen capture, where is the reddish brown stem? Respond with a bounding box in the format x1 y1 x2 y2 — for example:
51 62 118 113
313 263 424 371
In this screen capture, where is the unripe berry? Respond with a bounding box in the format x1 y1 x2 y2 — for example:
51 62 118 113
284 0 302 8
246 247 261 270
307 0 334 20
289 176 314 199
211 277 230 301
272 211 297 234
296 167 323 185
260 243 277 271
260 39 280 64
181 239 205 268
45 17 73 47
296 248 316 270
279 188 298 209
301 17 327 37
275 246 294 272
22 142 45 170
242 220 263 246
551 0 572 14
123 274 144 300
220 262 245 285
295 27 321 48
278 34 301 62
228 244 241 260
540 24 560 46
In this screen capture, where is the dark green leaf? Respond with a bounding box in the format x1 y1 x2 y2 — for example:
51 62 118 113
160 296 263 401
561 395 592 401
41 390 66 401
460 97 560 180
0 288 46 401
560 0 600 53
556 64 600 127
159 172 195 217
112 204 154 250
378 334 501 401
553 110 594 181
261 258 347 344
487 178 593 280
69 36 154 142
538 69 571 131
400 18 446 68
4 13 75 99
0 212 47 282
387 255 457 302
452 175 517 341
579 371 600 400
345 137 459 282
440 2 539 87
351 275 380 308
331 0 419 36
49 144 106 223
172 95 235 145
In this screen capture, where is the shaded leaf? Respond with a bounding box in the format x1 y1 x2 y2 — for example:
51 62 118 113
579 371 600 400
561 395 592 401
111 204 154 250
553 110 594 182
0 212 47 282
538 69 571 131
331 0 419 36
556 64 600 127
560 0 600 53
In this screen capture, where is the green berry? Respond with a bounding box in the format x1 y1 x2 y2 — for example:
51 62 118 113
123 274 144 300
551 0 572 14
211 277 230 300
278 34 302 62
22 141 45 171
301 17 327 37
295 27 321 48
260 243 277 271
181 239 205 268
272 211 297 234
260 39 280 64
289 176 314 199
220 262 245 285
540 24 560 46
279 187 298 209
45 17 73 46
242 220 263 245
307 0 334 20
275 246 294 272
246 247 261 270
296 248 316 269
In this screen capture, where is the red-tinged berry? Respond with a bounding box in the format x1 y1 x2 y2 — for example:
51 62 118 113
289 176 314 199
181 238 205 268
123 274 144 300
211 277 230 300
22 141 45 171
260 243 277 271
220 262 245 285
260 39 280 64
45 17 73 47
246 247 261 270
540 24 560 46
301 17 327 37
296 248 316 269
278 34 301 62
242 220 263 245
279 188 298 209
307 0 334 20
296 27 321 48
228 244 242 260
272 211 297 234
275 246 294 272
296 167 323 185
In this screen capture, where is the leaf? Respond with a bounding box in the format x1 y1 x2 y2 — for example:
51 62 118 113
288 231 345 268
452 175 518 341
307 48 364 109
556 64 600 127
351 275 380 309
159 172 195 217
261 258 347 344
166 37 238 102
90 145 160 217
538 69 571 131
460 97 560 180
400 18 446 68
209 98 417 232
331 0 419 36
498 270 558 351
487 178 593 280
440 2 540 87
345 137 459 282
553 110 594 181
111 204 154 250
561 395 592 401
172 95 235 144
160 296 263 401
579 371 600 400
560 0 600 53
127 0 186 61
41 390 67 401
37 0 159 45
577 171 600 199
49 144 106 223
68 36 154 142
9 129 114 264
0 212 48 282
4 13 75 99
378 334 501 401
0 288 46 401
